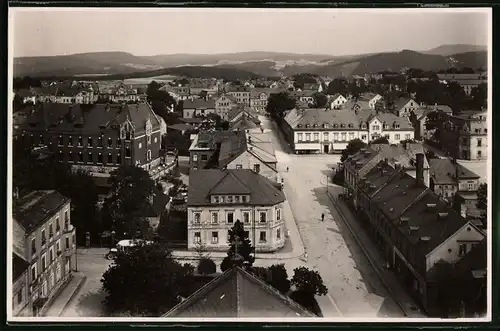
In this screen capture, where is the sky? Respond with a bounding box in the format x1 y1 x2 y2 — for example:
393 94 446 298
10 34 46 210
11 8 490 57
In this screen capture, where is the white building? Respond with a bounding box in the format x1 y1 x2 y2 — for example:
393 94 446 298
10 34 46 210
187 169 286 253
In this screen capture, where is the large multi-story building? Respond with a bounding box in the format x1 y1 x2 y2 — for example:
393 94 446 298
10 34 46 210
18 103 164 175
187 169 286 252
12 218 30 317
440 110 488 161
188 130 240 171
344 154 486 315
437 73 487 95
227 86 251 106
249 88 283 113
13 190 77 316
99 83 140 102
282 107 414 154
182 98 216 119
215 94 239 121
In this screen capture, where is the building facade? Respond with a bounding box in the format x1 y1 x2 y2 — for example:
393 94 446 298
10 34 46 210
19 103 163 176
182 98 216 118
13 190 77 316
227 87 251 106
187 169 286 252
282 107 414 154
215 94 238 121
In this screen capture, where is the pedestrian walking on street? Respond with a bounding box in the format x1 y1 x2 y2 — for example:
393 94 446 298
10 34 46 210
286 166 289 172
321 213 325 222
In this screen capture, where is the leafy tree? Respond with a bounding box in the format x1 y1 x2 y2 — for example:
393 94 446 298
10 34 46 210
220 220 255 272
266 92 296 120
101 242 194 316
291 267 328 297
251 264 291 294
425 150 437 160
471 83 487 110
370 136 390 144
197 257 217 275
341 139 367 162
292 73 318 90
425 111 449 142
312 92 328 108
347 81 361 100
476 183 487 227
103 166 156 239
326 78 348 95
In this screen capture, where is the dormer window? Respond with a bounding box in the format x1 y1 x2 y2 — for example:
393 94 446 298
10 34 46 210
323 123 329 128
313 124 318 128
305 124 310 128
348 123 353 128
340 124 345 128
213 196 219 203
297 124 302 128
333 124 338 128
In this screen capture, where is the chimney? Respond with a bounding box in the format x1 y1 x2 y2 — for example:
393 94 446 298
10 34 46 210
69 105 74 119
415 153 424 187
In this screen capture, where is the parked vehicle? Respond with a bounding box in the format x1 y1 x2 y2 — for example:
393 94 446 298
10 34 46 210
106 239 153 260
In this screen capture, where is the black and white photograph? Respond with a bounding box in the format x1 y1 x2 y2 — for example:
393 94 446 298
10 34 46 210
7 7 492 322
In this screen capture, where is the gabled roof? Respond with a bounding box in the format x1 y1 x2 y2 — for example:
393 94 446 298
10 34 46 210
428 158 480 184
393 97 416 111
246 131 278 164
163 267 314 318
188 169 285 206
218 131 248 167
14 190 70 234
183 98 216 110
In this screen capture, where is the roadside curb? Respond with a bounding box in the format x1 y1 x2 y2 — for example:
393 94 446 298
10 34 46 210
59 274 87 317
325 191 413 318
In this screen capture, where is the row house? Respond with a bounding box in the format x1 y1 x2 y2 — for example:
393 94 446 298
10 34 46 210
344 143 431 209
249 88 283 113
440 110 488 160
282 107 414 154
428 158 482 219
351 155 486 315
19 103 163 176
227 86 251 106
188 130 238 171
182 98 216 119
99 84 139 102
187 169 286 252
218 130 279 184
215 94 239 121
13 190 77 316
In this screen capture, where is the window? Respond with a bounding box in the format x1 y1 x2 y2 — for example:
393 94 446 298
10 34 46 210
155 137 158 143
58 136 63 146
193 154 198 162
201 154 208 161
17 288 23 305
243 212 250 223
49 248 54 262
194 232 201 244
41 229 46 246
227 196 233 203
395 134 400 140
235 164 243 169
227 212 234 223
107 153 113 164
405 134 411 140
98 137 102 147
211 232 219 244
349 132 355 140
477 150 482 158
361 134 367 140
78 152 83 162
41 254 46 271
313 133 319 141
253 164 260 173
39 135 44 144
276 208 281 221
31 265 36 282
56 240 60 254
117 139 122 147
68 137 73 146
297 133 303 141
65 237 70 249
259 231 267 242
147 150 151 161
244 231 250 240
468 183 474 191
242 196 247 203
138 142 142 149
31 238 36 255
193 212 201 224
234 196 240 203
56 216 60 232
259 211 267 223
117 153 121 164
477 139 482 147
88 137 93 147
277 228 281 240
323 132 329 141
125 146 131 158
68 152 73 162
88 152 93 163
372 125 380 131
219 196 225 203
305 133 311 141
125 131 131 140
97 153 103 164
333 133 339 141
49 223 53 238
108 137 113 147
211 212 219 224
459 243 467 257
341 133 347 141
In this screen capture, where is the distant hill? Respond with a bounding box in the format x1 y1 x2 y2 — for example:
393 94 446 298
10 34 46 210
214 61 281 77
448 51 487 70
424 44 487 56
14 51 162 77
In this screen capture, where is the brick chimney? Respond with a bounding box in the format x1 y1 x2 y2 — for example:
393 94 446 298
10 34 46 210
415 153 424 187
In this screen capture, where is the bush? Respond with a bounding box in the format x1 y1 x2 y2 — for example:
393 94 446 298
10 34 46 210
290 290 323 316
197 257 217 275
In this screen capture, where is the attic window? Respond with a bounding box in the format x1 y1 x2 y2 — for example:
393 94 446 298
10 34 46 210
427 203 437 209
313 124 318 128
305 124 310 128
395 124 400 129
389 207 394 212
383 124 389 129
420 236 431 241
333 124 339 128
400 217 409 224
370 184 376 189
402 191 407 195
297 124 302 128
361 123 367 129
409 225 419 231
323 123 328 128
348 123 353 128
438 212 449 218
340 124 345 128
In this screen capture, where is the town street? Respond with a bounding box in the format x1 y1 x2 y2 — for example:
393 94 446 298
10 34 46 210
259 116 405 317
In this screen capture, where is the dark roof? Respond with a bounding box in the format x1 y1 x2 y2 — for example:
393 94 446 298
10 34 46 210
168 123 193 131
393 97 415 111
194 130 240 150
16 89 35 98
14 190 70 233
163 267 314 317
218 131 247 167
229 115 260 130
146 186 169 217
429 158 480 184
183 99 216 110
455 239 487 274
180 118 205 124
188 169 285 206
23 102 160 135
13 253 30 281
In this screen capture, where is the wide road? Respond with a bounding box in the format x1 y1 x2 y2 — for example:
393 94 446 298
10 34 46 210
260 116 405 318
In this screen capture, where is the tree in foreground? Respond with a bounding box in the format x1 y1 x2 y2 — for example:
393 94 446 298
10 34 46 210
103 165 156 239
425 110 449 143
197 257 217 275
370 136 390 145
251 264 291 294
266 92 296 120
341 139 367 162
290 267 328 316
101 242 194 316
220 220 255 272
312 92 328 108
